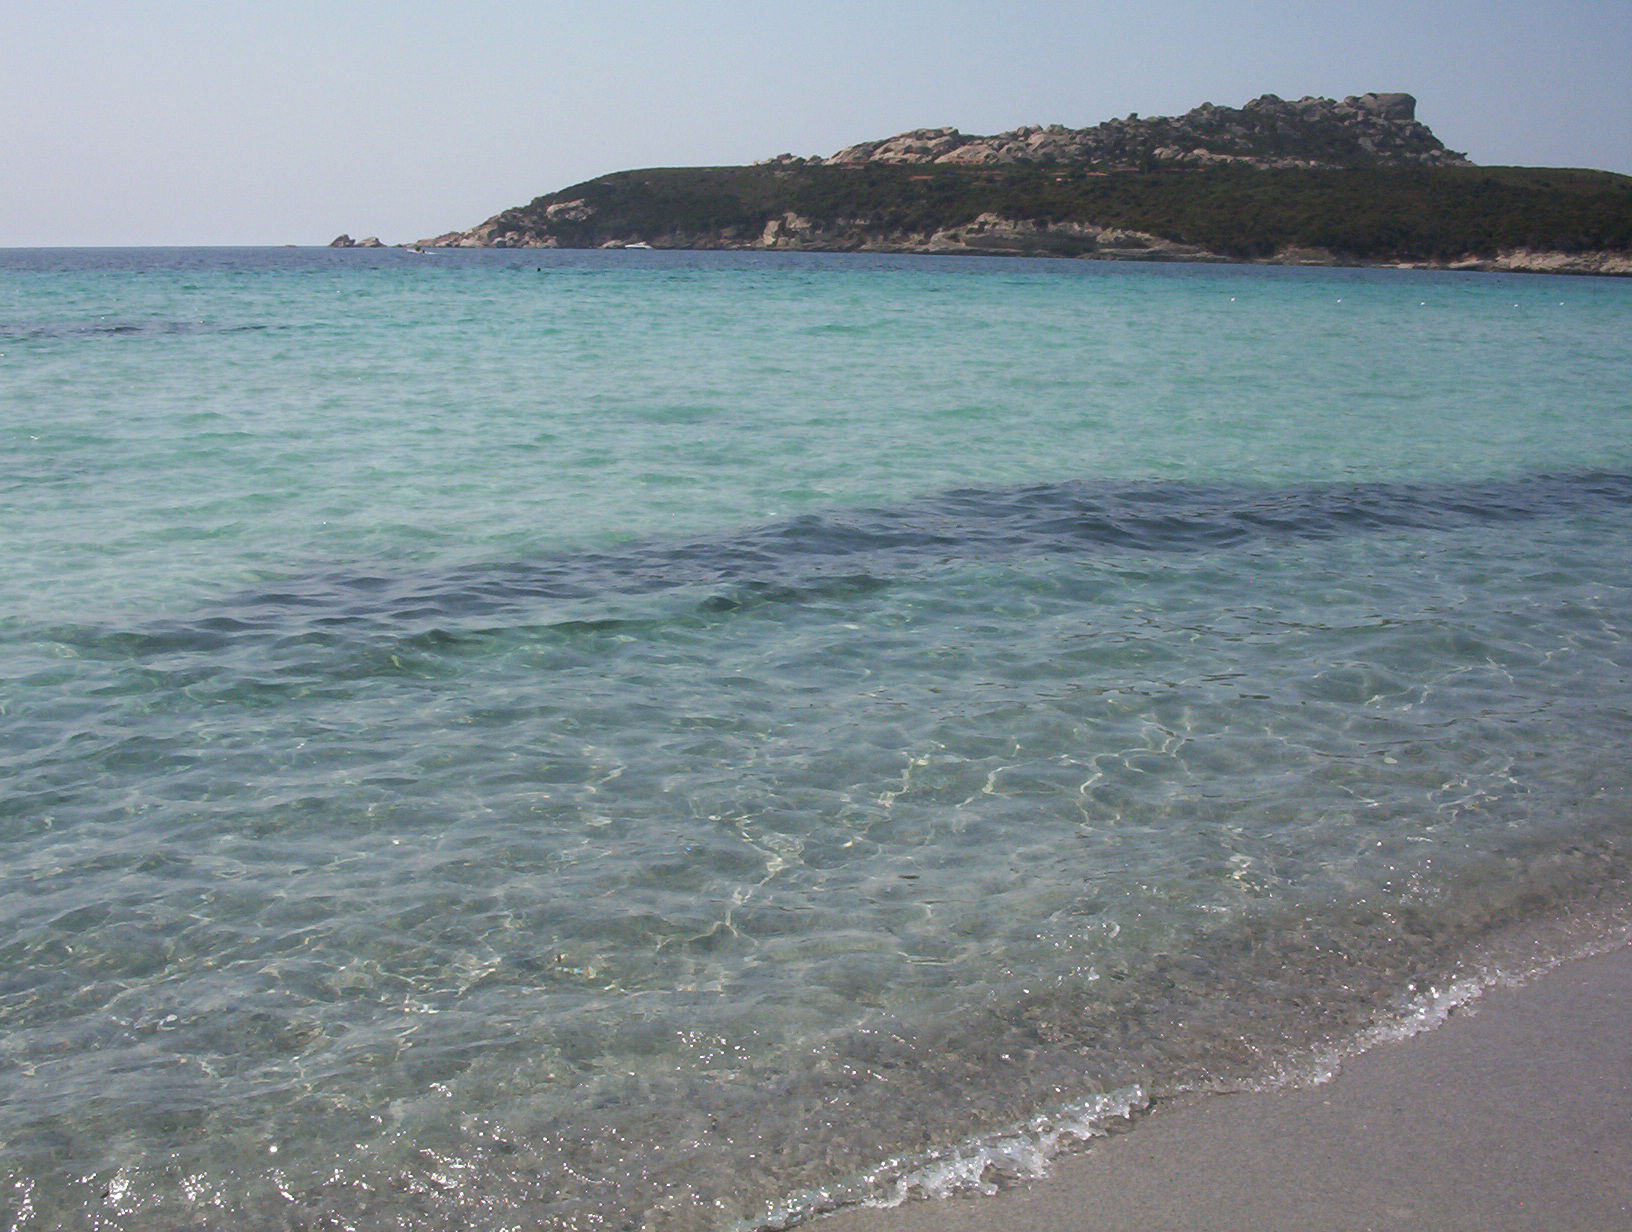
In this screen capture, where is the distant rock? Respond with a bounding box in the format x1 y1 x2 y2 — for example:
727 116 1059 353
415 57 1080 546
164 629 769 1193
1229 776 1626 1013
918 213 1215 260
1351 92 1417 122
754 210 1218 261
816 92 1466 171
329 234 386 248
1464 249 1632 277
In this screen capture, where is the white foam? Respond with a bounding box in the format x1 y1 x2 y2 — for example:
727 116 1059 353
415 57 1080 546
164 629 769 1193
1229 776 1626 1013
871 1086 1148 1203
1246 915 1632 1095
744 1086 1148 1230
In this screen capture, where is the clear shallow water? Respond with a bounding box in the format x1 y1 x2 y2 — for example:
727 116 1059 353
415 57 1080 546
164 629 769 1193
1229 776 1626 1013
2 248 1631 1230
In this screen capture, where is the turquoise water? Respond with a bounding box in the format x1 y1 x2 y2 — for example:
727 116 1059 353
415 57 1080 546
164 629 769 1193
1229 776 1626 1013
3 247 1631 1230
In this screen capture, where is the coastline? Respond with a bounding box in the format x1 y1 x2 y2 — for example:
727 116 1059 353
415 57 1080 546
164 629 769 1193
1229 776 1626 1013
405 234 1632 277
811 942 1632 1232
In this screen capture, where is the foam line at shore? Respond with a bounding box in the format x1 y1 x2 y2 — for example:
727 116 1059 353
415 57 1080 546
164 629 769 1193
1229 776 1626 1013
810 941 1632 1232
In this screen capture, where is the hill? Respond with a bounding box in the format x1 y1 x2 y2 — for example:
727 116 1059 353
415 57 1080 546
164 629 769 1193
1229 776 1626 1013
419 94 1632 274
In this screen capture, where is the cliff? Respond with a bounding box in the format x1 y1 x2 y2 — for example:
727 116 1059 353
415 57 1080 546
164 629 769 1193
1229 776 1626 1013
421 93 1632 273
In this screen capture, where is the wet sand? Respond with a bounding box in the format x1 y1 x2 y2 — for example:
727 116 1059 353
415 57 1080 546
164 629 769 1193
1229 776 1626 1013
815 944 1632 1232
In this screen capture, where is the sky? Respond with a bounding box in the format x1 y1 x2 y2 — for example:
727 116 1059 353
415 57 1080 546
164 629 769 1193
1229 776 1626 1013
3 0 1630 247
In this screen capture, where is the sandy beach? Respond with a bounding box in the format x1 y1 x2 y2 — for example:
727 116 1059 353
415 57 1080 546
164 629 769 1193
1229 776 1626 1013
815 944 1632 1232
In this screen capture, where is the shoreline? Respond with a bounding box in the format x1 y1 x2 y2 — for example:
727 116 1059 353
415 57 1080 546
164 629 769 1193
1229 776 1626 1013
424 242 1632 278
10 244 1630 278
811 941 1632 1232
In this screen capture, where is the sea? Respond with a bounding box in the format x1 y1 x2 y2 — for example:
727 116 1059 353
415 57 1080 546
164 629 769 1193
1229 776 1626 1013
3 245 1630 1232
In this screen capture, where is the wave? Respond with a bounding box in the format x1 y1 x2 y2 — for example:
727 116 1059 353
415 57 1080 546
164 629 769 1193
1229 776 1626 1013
0 319 270 341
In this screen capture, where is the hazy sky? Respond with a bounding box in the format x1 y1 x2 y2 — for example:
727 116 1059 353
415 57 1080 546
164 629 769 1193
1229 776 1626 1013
4 0 1629 246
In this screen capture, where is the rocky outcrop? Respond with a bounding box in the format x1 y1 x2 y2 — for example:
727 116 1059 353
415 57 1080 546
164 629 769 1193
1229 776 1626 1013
1251 246 1632 276
417 220 561 249
923 215 1215 259
329 234 385 248
757 211 1216 260
809 93 1467 171
1447 249 1632 276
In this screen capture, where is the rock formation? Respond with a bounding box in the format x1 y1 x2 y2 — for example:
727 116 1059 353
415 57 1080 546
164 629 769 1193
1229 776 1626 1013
797 93 1466 171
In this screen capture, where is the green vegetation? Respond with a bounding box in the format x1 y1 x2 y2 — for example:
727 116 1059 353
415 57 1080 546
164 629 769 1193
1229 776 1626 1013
483 163 1632 261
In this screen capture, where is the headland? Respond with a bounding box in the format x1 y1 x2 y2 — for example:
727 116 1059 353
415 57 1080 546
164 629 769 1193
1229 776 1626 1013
408 93 1632 275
